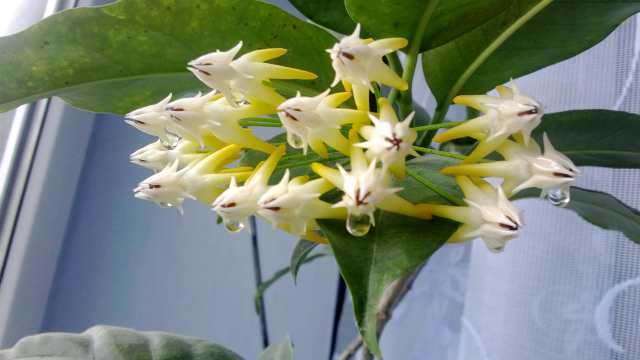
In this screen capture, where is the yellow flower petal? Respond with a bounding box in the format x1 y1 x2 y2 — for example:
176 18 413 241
239 47 287 62
378 196 432 220
352 83 370 111
432 115 491 143
441 161 517 178
248 63 318 80
246 145 285 185
190 144 243 174
369 37 408 53
311 163 344 189
322 92 352 108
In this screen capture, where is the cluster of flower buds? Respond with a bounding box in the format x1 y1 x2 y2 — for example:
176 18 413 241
123 24 579 251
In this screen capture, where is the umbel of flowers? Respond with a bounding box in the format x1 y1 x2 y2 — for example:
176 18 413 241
126 25 579 253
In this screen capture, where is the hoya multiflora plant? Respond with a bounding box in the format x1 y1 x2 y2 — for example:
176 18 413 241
126 27 576 253
1 0 640 358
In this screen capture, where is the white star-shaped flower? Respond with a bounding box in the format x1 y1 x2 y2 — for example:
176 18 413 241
257 170 344 236
125 94 175 144
312 131 432 236
441 133 580 201
130 139 208 173
434 83 544 163
426 177 523 252
277 89 367 157
133 145 251 213
355 98 418 178
327 24 407 110
212 146 285 232
188 42 317 106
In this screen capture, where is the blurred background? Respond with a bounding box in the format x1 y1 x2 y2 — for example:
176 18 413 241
0 1 638 359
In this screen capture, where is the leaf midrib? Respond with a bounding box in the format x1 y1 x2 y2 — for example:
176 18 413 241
432 0 553 125
572 191 640 235
562 149 640 156
0 70 321 112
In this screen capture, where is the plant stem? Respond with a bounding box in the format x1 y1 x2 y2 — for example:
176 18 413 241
406 168 464 205
238 117 282 127
413 146 492 163
425 0 553 143
388 0 439 116
338 267 426 360
386 53 403 105
277 154 347 170
249 216 270 348
338 336 363 360
412 121 462 132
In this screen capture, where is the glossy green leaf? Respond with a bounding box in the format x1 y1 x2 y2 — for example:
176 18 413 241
0 326 242 359
259 336 294 360
533 110 640 168
516 187 640 244
290 239 319 283
289 0 355 35
254 253 328 315
318 156 461 357
345 0 508 51
423 1 640 106
0 0 335 115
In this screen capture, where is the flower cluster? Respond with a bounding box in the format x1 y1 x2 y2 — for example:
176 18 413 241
429 83 580 251
125 25 578 251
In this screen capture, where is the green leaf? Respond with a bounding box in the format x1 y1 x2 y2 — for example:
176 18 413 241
259 336 294 360
516 187 640 244
318 156 461 358
0 0 335 114
533 110 640 168
423 1 640 107
289 0 355 35
239 132 349 181
290 239 319 283
254 253 328 315
345 0 508 51
0 325 242 359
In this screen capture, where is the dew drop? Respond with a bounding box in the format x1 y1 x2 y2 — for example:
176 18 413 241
224 218 245 233
287 132 305 149
546 187 570 208
346 213 372 237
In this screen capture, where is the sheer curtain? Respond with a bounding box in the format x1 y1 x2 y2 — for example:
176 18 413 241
381 15 640 360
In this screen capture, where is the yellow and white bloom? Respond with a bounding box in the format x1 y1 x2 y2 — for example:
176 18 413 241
204 95 277 153
133 144 252 213
426 176 523 252
161 91 235 148
212 146 286 232
125 94 175 144
188 42 317 106
441 134 579 205
257 170 346 240
434 83 543 163
327 24 408 111
312 135 431 236
130 139 209 172
277 89 367 157
163 91 276 153
355 98 418 178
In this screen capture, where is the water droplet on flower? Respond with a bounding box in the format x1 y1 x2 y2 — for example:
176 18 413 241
546 187 570 207
287 132 305 149
223 219 245 233
346 213 372 237
159 202 175 208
